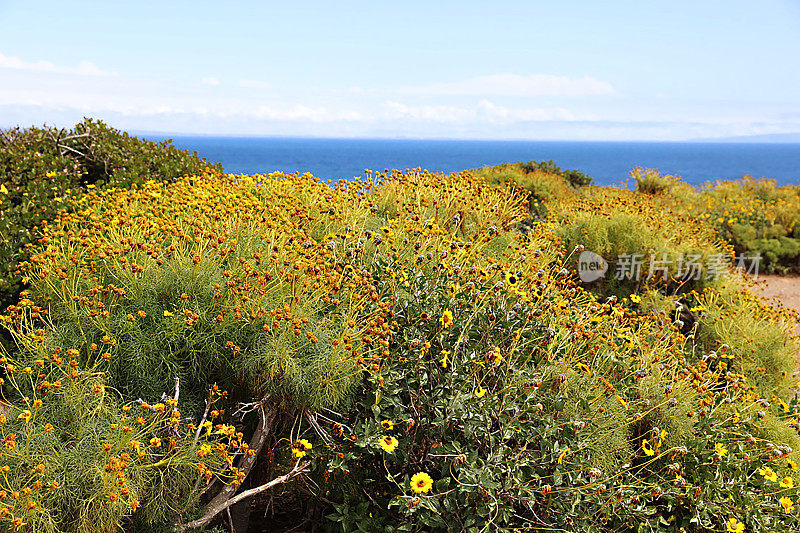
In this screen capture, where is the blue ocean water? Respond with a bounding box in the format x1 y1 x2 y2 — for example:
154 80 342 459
144 136 800 187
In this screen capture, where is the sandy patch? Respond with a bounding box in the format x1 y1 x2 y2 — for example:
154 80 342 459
750 275 800 376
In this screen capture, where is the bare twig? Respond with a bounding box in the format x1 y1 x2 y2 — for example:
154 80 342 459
135 398 157 411
232 400 262 418
57 143 89 159
58 133 94 142
193 387 215 442
226 507 235 533
182 460 309 530
305 412 334 446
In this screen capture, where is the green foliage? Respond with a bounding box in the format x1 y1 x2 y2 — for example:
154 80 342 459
0 118 222 311
0 342 239 533
693 284 796 398
554 205 722 297
631 167 684 195
563 168 593 188
680 177 800 273
0 139 798 532
307 249 800 532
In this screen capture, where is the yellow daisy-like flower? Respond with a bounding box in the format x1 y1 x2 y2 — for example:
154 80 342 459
163 310 174 317
642 438 655 456
715 443 728 457
440 310 453 328
760 466 778 482
380 420 394 430
778 398 790 413
379 435 399 453
214 424 236 437
410 472 433 494
726 517 744 533
629 293 642 304
780 476 794 489
474 387 486 398
780 496 794 513
490 347 502 365
788 459 798 471
504 272 519 287
17 410 31 424
292 439 312 459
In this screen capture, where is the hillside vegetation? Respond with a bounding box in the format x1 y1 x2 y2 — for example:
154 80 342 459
0 123 799 532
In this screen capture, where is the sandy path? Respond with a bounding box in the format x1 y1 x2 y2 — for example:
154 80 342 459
751 275 800 376
754 275 800 313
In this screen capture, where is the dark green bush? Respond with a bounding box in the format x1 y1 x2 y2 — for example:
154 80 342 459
562 168 593 187
519 159 594 187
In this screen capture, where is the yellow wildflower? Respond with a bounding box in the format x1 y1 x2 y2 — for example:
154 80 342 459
726 517 744 532
642 438 655 456
292 438 312 459
379 435 399 453
440 310 453 328
504 271 519 287
410 472 433 493
760 466 778 482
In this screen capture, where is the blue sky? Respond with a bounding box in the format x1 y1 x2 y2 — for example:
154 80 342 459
1 0 799 140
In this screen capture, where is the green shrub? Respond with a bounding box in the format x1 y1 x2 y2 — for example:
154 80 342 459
668 176 800 273
0 340 240 533
0 118 222 311
694 284 796 398
554 204 723 297
563 168 593 188
631 167 683 195
2 151 799 532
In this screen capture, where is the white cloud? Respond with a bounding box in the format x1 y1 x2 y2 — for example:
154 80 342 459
238 79 271 89
1 54 792 140
477 100 584 122
405 73 616 97
0 52 106 76
254 105 364 122
382 100 586 124
382 101 475 123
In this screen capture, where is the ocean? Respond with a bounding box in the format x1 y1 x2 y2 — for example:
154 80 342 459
143 136 800 187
